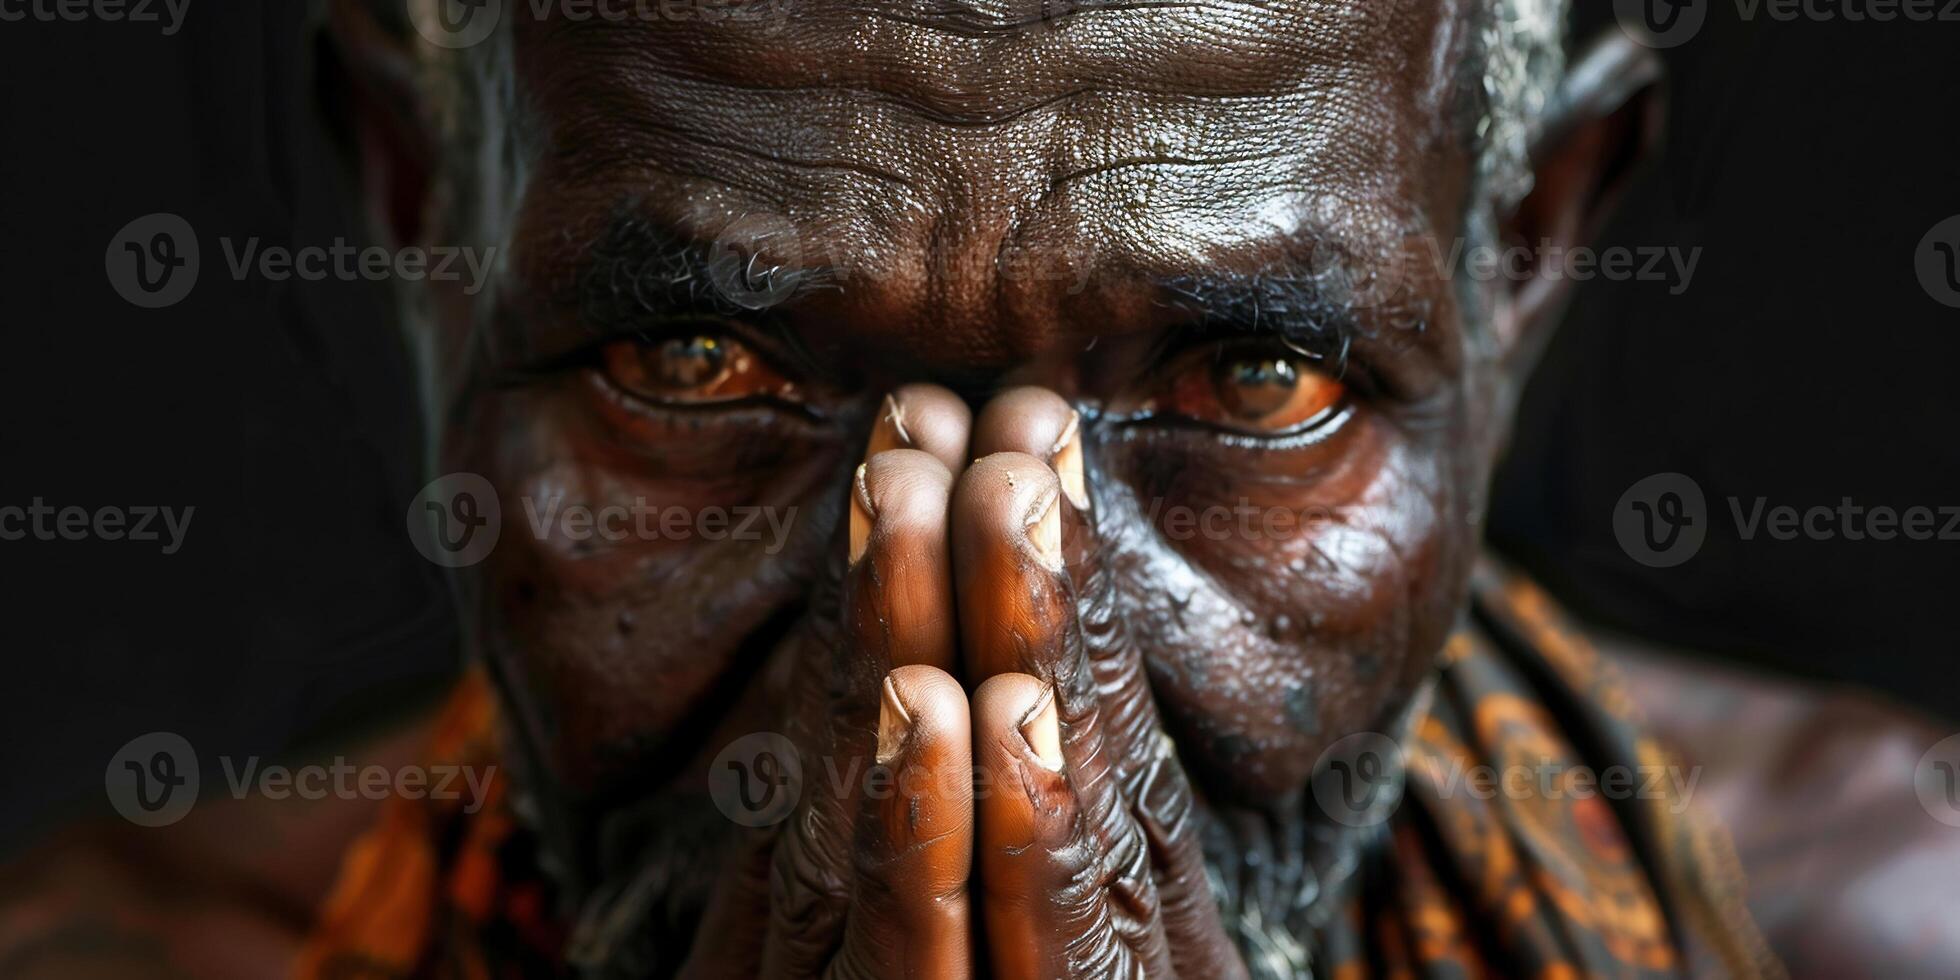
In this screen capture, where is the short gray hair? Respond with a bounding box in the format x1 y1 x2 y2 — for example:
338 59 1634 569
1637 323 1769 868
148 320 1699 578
1479 0 1570 206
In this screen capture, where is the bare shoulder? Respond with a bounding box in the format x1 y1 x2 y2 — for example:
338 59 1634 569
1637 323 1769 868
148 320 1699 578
0 716 436 980
1606 637 1960 979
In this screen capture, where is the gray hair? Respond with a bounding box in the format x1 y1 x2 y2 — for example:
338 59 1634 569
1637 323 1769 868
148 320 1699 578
1479 0 1570 207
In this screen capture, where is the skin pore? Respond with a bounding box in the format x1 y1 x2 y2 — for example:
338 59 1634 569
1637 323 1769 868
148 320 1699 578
1 3 1957 977
0 1 1676 977
373 1 1654 974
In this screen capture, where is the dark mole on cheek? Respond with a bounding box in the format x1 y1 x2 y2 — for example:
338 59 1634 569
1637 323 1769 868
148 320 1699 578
1285 683 1320 736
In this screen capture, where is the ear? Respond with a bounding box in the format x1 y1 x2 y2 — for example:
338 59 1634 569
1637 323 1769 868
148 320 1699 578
1490 30 1664 379
318 0 436 248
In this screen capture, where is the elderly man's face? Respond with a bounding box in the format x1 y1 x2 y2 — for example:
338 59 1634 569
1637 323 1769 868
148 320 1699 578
353 0 1658 967
439 0 1507 811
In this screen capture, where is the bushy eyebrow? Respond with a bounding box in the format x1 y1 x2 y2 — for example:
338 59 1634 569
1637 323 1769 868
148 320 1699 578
1154 268 1371 376
570 204 837 339
537 200 1412 385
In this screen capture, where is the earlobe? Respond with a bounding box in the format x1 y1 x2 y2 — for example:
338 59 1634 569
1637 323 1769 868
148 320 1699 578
320 0 436 247
1495 30 1665 376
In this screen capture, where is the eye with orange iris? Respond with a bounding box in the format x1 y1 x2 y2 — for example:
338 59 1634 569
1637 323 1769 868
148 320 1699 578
600 332 796 406
1158 345 1347 435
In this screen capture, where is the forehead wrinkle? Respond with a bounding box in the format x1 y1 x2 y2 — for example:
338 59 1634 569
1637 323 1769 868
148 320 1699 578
520 0 1440 122
510 0 1473 356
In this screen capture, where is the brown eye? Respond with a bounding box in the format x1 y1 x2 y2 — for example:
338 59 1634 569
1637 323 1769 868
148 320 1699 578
600 333 795 405
1160 346 1345 434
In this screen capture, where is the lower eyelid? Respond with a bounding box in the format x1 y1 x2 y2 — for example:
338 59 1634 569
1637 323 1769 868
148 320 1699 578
583 367 833 429
1113 403 1356 449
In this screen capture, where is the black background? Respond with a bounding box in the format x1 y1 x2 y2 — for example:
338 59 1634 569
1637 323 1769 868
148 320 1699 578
1 3 1955 855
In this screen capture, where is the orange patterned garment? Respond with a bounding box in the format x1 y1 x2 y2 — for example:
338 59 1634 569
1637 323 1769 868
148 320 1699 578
296 569 1781 979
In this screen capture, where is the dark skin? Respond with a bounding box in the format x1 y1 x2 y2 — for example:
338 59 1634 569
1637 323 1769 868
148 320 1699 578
24 3 1952 978
6 3 1959 978
388 3 1658 974
7 4 1960 976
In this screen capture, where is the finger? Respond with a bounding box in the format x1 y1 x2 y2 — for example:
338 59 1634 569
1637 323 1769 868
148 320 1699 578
758 448 961 976
828 666 974 980
973 673 1160 980
955 456 1170 976
952 452 1067 681
969 386 1088 513
955 434 1245 979
866 383 972 476
687 400 968 976
850 449 958 672
969 390 1142 747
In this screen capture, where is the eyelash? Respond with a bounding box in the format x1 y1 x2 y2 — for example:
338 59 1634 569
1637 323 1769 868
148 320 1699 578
575 318 1366 450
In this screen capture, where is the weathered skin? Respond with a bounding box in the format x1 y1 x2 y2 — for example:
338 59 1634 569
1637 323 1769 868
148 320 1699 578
2 3 1956 978
0 3 1732 978
394 3 1646 974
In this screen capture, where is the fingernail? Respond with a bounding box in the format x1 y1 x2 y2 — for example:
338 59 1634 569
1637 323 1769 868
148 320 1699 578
1021 688 1063 771
877 675 912 764
1028 489 1063 573
849 463 875 566
865 393 910 459
1051 411 1089 512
